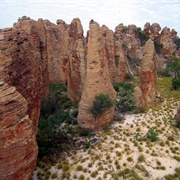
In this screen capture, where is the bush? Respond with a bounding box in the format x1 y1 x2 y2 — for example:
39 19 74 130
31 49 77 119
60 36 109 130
173 37 180 49
138 154 145 162
63 164 70 171
172 76 180 90
76 165 83 171
147 128 158 142
137 31 149 46
51 173 58 179
37 82 73 158
114 82 137 113
153 37 163 54
92 93 114 118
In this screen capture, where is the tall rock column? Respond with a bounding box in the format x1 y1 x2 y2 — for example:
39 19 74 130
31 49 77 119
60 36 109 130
67 18 86 102
77 21 116 130
136 39 156 107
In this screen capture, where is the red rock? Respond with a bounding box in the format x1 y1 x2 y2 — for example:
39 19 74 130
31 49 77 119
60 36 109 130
140 39 157 106
0 83 38 180
78 21 117 130
67 18 86 102
160 27 177 58
0 19 49 179
44 20 69 83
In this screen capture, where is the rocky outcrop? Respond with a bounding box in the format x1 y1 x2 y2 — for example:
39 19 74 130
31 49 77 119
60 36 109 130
78 21 117 130
160 27 177 58
44 20 69 83
150 23 161 37
0 18 49 179
135 39 156 107
0 83 38 180
67 18 86 102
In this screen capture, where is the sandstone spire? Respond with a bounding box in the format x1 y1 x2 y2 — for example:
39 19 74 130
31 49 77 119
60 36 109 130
136 39 157 107
67 18 86 102
77 21 116 130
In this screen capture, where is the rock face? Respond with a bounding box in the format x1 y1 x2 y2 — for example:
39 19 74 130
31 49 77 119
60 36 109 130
0 19 49 179
115 41 126 82
135 39 157 107
78 21 117 130
45 19 69 83
67 18 86 102
0 83 38 180
160 27 177 58
150 23 161 37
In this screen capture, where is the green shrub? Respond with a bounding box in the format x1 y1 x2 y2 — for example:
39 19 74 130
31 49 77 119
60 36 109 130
138 154 145 162
173 37 180 49
153 37 163 54
102 124 110 132
63 164 70 171
79 129 92 136
79 174 85 180
137 31 149 46
37 83 74 158
51 172 58 179
92 93 114 117
172 76 180 90
76 165 83 171
147 128 158 142
114 82 137 113
92 93 114 132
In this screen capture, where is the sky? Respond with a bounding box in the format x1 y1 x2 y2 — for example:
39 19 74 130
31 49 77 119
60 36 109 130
1 0 180 36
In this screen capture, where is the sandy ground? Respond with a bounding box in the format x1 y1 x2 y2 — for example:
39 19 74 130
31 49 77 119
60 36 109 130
33 98 180 180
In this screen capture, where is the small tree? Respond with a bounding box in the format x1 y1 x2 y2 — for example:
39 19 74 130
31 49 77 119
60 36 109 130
92 93 114 132
114 82 137 113
167 56 180 90
167 56 180 78
147 128 159 142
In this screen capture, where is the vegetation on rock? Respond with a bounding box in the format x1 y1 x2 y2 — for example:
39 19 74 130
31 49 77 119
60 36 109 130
92 93 114 132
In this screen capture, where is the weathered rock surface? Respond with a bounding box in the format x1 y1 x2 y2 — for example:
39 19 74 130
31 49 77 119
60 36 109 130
137 39 157 106
150 23 161 37
0 83 38 180
115 41 126 82
78 21 117 130
0 16 180 179
0 19 49 179
67 18 86 102
160 27 177 58
45 19 69 83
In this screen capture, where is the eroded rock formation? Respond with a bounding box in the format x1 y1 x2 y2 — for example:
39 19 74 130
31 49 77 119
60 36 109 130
0 16 179 179
67 18 86 102
135 39 157 107
160 27 177 58
0 18 49 179
0 83 38 180
77 21 117 130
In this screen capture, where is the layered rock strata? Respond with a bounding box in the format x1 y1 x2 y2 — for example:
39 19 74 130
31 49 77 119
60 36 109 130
0 83 38 180
0 19 49 179
77 21 117 130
